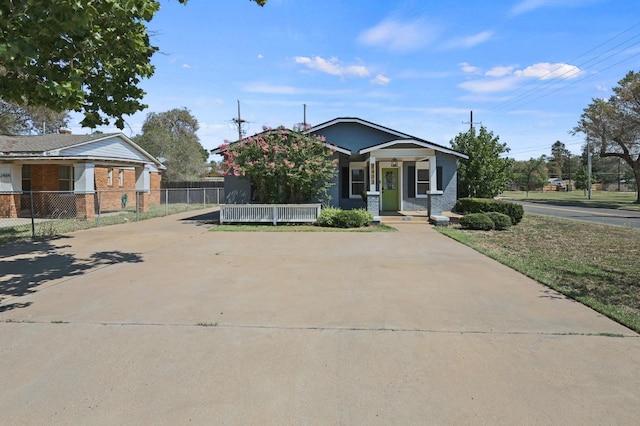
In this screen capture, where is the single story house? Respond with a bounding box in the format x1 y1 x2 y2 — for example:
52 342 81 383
0 132 165 220
212 117 468 221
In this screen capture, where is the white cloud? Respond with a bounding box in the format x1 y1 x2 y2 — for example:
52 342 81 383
510 0 552 15
485 66 515 77
514 62 582 80
459 62 481 74
510 0 589 16
182 63 191 69
459 62 583 94
443 31 493 49
257 54 264 59
243 83 298 95
294 56 370 78
371 74 391 86
358 17 439 53
459 77 520 93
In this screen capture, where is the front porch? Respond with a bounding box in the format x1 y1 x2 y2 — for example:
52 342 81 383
379 210 461 226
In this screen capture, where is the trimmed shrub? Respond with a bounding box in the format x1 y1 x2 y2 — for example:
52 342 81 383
318 207 373 228
455 198 524 225
459 213 495 231
485 212 512 230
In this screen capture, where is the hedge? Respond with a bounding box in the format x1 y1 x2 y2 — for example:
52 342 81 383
455 198 524 225
459 213 495 231
317 207 373 228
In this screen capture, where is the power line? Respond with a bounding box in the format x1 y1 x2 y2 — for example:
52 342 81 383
484 21 640 115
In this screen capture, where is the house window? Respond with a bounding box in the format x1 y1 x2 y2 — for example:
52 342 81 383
416 164 430 198
350 164 366 198
22 164 31 191
107 168 113 186
59 166 73 191
118 169 124 186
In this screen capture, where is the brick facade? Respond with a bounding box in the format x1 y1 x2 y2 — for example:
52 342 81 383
0 164 162 219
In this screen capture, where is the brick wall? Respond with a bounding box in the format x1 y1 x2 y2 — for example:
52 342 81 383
0 194 20 218
31 164 61 191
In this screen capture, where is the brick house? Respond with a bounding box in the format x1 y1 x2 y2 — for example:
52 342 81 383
0 132 164 220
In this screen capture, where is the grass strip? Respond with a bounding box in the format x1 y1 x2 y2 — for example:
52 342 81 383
436 214 640 333
210 223 397 232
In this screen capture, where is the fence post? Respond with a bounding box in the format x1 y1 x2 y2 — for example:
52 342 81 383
136 192 140 221
273 205 277 225
165 188 169 216
203 188 206 208
29 190 35 238
186 188 190 211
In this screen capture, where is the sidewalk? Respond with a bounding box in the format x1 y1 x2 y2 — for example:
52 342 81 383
1 209 639 424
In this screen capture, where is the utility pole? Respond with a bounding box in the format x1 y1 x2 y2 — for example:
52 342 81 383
303 104 307 129
587 140 592 200
231 100 247 141
462 111 481 133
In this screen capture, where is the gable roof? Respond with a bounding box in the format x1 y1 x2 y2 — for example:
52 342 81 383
0 133 113 152
305 117 468 159
0 133 165 168
210 127 351 156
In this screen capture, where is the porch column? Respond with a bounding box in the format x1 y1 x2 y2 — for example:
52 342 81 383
366 156 381 222
73 163 96 220
0 164 22 218
135 165 151 213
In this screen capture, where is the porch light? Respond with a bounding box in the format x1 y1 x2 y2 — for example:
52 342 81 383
391 158 398 167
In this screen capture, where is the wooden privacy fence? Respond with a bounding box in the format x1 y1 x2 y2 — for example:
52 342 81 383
219 204 322 225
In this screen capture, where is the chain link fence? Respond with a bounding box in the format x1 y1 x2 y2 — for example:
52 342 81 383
0 188 223 244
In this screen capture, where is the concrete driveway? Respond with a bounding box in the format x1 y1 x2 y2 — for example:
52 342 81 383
1 208 639 425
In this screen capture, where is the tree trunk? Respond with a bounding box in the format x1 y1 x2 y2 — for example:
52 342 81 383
634 168 640 204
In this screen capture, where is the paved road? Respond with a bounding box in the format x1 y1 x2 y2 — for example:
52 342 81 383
1 209 639 424
517 201 640 228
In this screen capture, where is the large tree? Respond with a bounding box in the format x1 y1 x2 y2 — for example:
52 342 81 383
0 0 266 129
0 99 69 135
513 157 548 196
574 71 640 203
133 108 208 182
548 140 570 179
220 127 337 204
450 126 513 198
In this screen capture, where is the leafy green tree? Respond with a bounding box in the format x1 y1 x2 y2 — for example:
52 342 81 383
134 108 207 182
0 99 69 135
548 141 571 179
220 127 337 204
574 166 596 195
513 157 548 196
0 0 266 129
574 71 640 203
450 126 513 198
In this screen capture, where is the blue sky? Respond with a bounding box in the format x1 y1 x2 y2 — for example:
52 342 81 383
69 0 640 160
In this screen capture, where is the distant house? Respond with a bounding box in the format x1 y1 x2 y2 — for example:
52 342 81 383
212 117 467 220
0 132 165 219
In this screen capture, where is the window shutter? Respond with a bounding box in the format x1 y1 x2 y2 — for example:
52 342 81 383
408 166 416 198
437 166 443 191
341 167 349 199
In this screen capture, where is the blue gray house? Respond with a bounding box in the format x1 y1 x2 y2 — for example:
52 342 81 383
213 117 468 221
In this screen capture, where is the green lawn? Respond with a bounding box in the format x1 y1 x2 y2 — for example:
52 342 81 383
501 190 640 210
437 214 640 333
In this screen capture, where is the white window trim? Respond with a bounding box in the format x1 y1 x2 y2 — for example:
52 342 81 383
59 165 74 191
107 168 113 186
118 169 124 186
349 162 367 199
415 162 430 198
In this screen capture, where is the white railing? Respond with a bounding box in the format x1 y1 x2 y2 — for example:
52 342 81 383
220 204 322 225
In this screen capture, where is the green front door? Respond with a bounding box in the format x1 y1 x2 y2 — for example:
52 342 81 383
381 168 399 211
